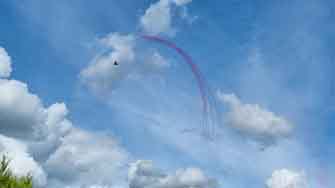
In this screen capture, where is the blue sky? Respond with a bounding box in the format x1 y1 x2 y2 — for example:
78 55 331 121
0 0 334 187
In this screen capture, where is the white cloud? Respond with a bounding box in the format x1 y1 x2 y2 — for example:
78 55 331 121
45 128 129 187
0 47 12 78
0 76 129 187
0 47 130 187
266 169 307 188
218 92 293 146
140 0 193 36
0 134 47 187
0 79 46 140
0 79 71 160
29 103 73 161
45 103 73 136
140 0 175 36
128 160 218 188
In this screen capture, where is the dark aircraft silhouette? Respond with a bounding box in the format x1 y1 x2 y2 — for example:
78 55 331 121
114 61 119 66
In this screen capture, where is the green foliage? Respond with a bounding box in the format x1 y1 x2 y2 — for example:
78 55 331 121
0 155 33 188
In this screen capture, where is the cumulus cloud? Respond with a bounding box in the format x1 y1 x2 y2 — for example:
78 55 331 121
0 47 130 187
0 47 12 78
45 128 129 188
218 92 293 146
0 135 47 187
266 169 307 188
29 103 73 161
0 77 129 187
0 79 46 139
0 78 72 160
128 160 218 188
140 0 193 36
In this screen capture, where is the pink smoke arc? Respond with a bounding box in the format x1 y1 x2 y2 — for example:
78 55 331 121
140 35 218 139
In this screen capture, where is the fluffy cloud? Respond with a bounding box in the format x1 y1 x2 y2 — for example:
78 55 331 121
140 0 193 36
128 160 218 188
0 78 72 160
218 92 293 146
140 0 174 36
0 47 12 78
0 79 45 140
29 103 73 161
45 128 129 188
0 47 130 187
0 78 129 187
266 169 307 188
0 135 47 187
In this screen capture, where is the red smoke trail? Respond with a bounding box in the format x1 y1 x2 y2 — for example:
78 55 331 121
140 35 217 138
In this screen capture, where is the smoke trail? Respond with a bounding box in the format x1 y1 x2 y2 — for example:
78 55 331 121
140 35 219 139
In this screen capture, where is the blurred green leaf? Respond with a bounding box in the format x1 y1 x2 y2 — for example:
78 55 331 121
0 155 33 188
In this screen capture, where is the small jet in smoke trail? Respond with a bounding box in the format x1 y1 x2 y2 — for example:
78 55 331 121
114 61 119 66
